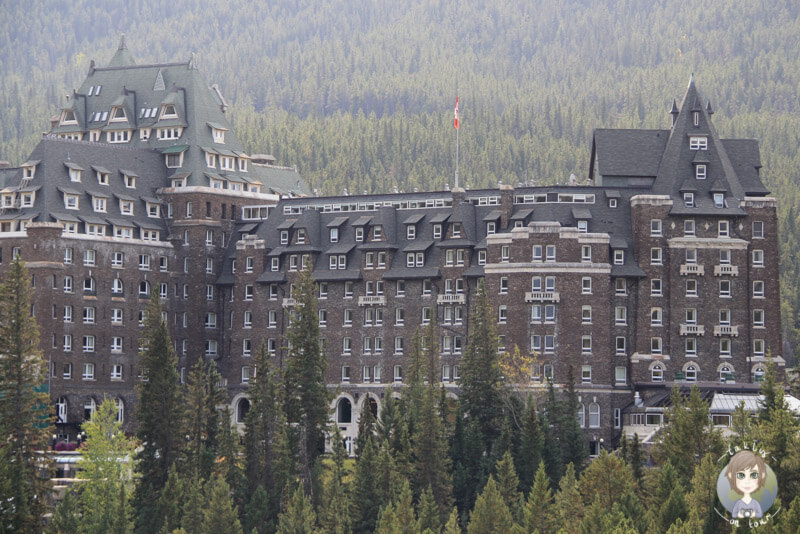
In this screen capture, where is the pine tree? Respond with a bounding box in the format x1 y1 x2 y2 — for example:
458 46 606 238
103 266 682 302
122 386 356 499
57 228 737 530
155 467 184 534
466 476 514 534
352 437 382 534
560 366 588 474
276 486 320 534
79 398 136 534
203 474 244 534
355 396 377 457
579 449 635 509
133 292 183 534
552 463 583 533
319 425 352 534
215 405 246 511
515 396 544 493
628 433 644 483
685 453 725 534
376 480 418 534
47 488 80 534
183 358 226 480
494 451 523 520
0 258 52 532
523 461 553 534
244 343 292 531
417 486 441 534
442 508 462 534
180 477 206 534
541 382 563 484
284 265 330 495
459 279 503 454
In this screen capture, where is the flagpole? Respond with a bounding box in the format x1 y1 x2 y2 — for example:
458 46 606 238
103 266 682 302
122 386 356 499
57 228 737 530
454 96 460 190
455 123 459 190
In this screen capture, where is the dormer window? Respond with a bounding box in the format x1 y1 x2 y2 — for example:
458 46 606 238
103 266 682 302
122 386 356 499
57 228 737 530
123 174 136 188
1 194 13 208
120 200 134 215
684 193 695 207
61 110 77 125
209 178 224 189
20 192 34 207
139 128 151 140
171 178 185 188
22 165 35 180
147 202 160 218
107 130 131 143
206 152 216 168
161 104 177 119
451 222 462 238
695 164 707 180
69 169 82 182
166 152 184 168
373 225 383 240
693 112 700 126
713 193 725 208
577 220 588 232
92 196 107 213
689 136 707 150
220 156 234 170
296 228 307 244
238 158 247 172
97 172 109 185
110 107 127 122
64 193 79 210
157 127 182 140
407 225 416 240
212 128 226 144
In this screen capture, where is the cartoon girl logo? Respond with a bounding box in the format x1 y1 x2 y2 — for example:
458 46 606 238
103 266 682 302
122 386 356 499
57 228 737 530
716 449 779 524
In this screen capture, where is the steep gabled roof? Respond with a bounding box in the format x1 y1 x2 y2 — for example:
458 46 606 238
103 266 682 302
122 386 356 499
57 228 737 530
652 76 747 215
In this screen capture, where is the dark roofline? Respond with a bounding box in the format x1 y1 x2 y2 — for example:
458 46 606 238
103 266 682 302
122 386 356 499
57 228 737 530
92 61 190 73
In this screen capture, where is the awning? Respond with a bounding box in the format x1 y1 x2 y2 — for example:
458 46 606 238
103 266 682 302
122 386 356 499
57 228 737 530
572 208 592 220
159 145 189 154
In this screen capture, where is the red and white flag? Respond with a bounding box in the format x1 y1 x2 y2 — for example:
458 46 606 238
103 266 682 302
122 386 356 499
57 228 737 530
454 96 460 130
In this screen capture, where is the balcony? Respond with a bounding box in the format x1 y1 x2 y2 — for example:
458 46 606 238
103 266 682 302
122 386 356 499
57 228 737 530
713 325 739 337
714 265 739 277
358 295 386 306
680 264 704 276
525 291 560 303
679 324 705 336
437 294 466 304
282 298 297 308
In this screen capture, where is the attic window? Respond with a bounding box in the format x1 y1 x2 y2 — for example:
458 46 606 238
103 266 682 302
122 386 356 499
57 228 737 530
693 112 699 126
87 86 95 96
124 175 136 188
238 159 247 172
111 107 127 121
62 110 77 125
97 172 109 185
161 104 177 119
695 164 707 180
23 166 35 180
689 136 707 150
714 193 725 208
609 198 617 208
212 128 225 143
95 85 102 96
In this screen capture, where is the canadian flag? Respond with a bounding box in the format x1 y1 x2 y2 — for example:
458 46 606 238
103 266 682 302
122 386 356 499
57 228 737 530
454 96 460 130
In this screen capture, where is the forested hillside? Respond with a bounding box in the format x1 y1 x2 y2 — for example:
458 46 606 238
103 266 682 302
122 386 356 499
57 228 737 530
3 0 800 358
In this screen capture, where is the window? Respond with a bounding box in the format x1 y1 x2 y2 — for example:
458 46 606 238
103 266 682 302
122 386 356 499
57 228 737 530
582 365 592 383
582 305 592 323
720 365 734 382
544 335 555 353
695 164 707 180
581 245 591 262
753 221 764 239
244 285 254 301
450 223 460 238
720 338 731 357
138 280 150 297
615 366 627 384
138 254 151 270
685 308 697 325
616 336 626 354
651 363 664 382
651 278 662 296
581 277 592 294
753 280 765 298
63 276 73 293
581 336 592 354
577 220 588 232
684 193 695 208
82 363 95 380
498 305 508 324
753 250 764 266
422 306 432 324
83 307 96 324
499 277 508 295
545 277 555 292
651 247 662 265
83 249 96 266
394 365 403 382
111 365 123 381
63 306 73 323
719 280 731 297
166 152 184 168
685 279 698 297
432 224 442 239
650 219 662 236
714 193 725 209
406 225 416 240
501 246 510 262
719 309 731 326
395 337 404 354
689 136 708 150
546 245 556 262
532 245 542 262
614 250 624 265
753 339 765 357
685 248 697 264
205 340 218 356
83 277 95 294
243 311 253 328
718 220 729 238
685 337 697 356
685 365 698 382
753 309 765 327
615 306 627 325
318 309 327 327
589 403 600 428
111 337 123 353
615 278 626 295
719 249 731 265
83 335 95 353
684 219 695 236
651 337 662 355
205 313 217 328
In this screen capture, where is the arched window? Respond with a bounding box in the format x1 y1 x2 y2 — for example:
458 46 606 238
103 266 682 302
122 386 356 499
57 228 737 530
116 398 125 423
754 366 766 382
685 365 698 382
83 398 96 421
56 397 68 424
112 278 124 295
651 364 664 382
720 365 734 383
577 403 585 428
138 280 150 297
589 403 600 428
337 398 352 424
236 398 251 423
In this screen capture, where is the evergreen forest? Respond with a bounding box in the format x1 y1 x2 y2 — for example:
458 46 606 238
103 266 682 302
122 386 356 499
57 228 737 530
2 0 800 356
